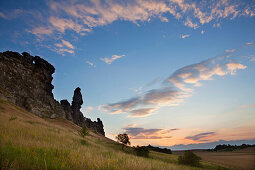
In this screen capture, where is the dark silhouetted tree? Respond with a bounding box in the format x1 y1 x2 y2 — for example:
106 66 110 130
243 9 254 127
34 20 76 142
116 133 130 150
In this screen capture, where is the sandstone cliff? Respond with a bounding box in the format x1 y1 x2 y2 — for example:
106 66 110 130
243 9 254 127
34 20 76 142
0 51 105 136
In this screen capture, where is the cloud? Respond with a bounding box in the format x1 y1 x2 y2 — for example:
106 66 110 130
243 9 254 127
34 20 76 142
0 12 7 19
201 30 205 34
2 0 252 54
165 57 247 92
23 0 255 39
86 106 94 111
55 40 74 49
226 63 247 75
145 77 162 87
86 61 96 67
125 124 137 128
143 87 185 106
181 34 190 39
100 54 125 64
184 18 199 29
225 49 235 53
159 16 168 22
57 48 74 54
130 86 144 94
49 16 90 34
103 87 186 115
128 108 156 117
250 57 255 62
28 27 53 37
103 97 142 114
61 40 74 49
123 127 176 140
246 42 254 46
103 47 249 116
54 40 75 55
186 132 216 141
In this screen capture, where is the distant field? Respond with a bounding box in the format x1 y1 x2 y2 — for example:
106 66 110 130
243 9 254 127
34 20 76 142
173 149 255 170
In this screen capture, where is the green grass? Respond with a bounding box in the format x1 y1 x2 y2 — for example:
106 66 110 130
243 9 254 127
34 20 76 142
80 139 88 146
9 117 17 121
0 99 228 170
0 143 71 169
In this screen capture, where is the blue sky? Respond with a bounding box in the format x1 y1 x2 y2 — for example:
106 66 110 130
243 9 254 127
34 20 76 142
1 0 255 148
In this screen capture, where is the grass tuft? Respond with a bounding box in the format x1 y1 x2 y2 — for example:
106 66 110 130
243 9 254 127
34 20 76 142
80 139 88 146
9 117 17 121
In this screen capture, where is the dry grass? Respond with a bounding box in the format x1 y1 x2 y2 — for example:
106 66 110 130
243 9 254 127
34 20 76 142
0 98 226 170
192 150 255 170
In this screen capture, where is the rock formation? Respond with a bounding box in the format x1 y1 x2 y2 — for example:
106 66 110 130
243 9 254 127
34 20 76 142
71 87 84 126
0 51 105 136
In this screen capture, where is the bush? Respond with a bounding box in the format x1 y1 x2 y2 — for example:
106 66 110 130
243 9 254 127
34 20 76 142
80 139 88 146
79 125 89 138
178 151 201 167
9 117 17 121
134 146 149 157
147 144 172 154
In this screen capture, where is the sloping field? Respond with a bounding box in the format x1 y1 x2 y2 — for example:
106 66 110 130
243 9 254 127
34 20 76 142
0 98 226 169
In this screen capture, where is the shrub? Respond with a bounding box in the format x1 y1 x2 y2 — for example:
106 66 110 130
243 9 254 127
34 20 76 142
9 117 17 121
79 125 89 138
134 146 149 157
178 151 201 167
147 144 172 154
80 139 88 146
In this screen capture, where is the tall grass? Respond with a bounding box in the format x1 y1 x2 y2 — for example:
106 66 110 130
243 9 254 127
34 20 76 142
0 99 227 170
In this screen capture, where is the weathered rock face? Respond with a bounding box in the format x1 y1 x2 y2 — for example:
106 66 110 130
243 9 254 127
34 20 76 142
67 87 105 135
0 51 105 136
85 118 105 136
0 51 65 118
60 100 73 121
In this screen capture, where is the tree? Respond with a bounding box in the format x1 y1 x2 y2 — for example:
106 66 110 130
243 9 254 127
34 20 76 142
116 133 130 150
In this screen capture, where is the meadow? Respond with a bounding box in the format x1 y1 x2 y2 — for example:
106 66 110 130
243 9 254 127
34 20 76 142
0 98 227 170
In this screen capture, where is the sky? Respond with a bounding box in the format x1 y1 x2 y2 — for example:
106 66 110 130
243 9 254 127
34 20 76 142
0 0 255 149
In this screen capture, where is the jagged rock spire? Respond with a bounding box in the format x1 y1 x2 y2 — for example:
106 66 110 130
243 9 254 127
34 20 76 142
71 87 83 112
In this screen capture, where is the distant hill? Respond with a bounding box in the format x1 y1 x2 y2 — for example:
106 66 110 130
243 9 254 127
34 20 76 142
162 139 255 150
208 144 255 152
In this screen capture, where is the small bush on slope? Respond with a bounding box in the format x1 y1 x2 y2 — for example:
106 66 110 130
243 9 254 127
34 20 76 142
134 146 149 157
79 124 89 137
178 151 201 167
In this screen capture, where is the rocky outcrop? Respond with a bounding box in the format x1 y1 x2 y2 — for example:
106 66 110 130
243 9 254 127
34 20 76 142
0 51 64 118
62 87 105 136
71 87 84 126
0 51 105 136
85 118 105 136
60 100 73 121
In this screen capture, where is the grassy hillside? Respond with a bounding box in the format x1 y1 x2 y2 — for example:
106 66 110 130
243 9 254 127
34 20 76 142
0 98 227 170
